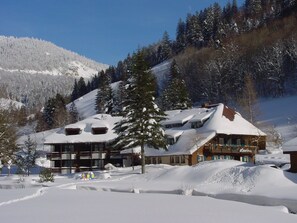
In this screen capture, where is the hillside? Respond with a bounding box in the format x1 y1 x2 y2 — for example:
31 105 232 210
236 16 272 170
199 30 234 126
0 36 108 107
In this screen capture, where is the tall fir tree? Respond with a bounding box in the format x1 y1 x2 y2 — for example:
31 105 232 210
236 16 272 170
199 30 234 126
175 19 187 53
114 51 167 174
69 102 79 123
157 31 172 63
95 71 113 114
0 110 17 175
161 60 192 110
186 13 204 48
77 77 87 98
15 135 38 176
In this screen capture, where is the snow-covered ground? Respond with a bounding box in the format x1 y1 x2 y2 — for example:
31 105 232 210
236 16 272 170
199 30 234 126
5 94 297 222
1 161 297 222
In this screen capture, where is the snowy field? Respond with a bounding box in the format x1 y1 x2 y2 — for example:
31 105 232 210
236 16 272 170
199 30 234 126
4 94 297 222
1 161 297 223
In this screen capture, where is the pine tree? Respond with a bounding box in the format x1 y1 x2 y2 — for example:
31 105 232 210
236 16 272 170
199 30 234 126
71 79 79 101
69 102 79 123
157 31 172 63
161 60 192 110
77 77 87 97
175 19 187 53
186 13 204 48
0 110 17 175
95 71 113 114
15 135 38 176
114 51 167 174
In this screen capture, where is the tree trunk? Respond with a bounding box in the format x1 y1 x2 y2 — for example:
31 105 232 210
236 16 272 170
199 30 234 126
141 144 145 174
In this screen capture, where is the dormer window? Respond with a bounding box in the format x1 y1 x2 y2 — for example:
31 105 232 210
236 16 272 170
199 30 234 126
65 128 81 135
167 137 175 145
165 123 184 129
92 127 108 135
190 117 209 129
191 121 203 129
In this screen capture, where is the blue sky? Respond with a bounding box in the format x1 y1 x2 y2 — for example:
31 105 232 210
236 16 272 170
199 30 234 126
0 0 244 66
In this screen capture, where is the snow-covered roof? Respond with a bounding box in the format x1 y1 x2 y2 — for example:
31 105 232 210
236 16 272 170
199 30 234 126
282 137 297 153
204 104 266 136
45 104 265 155
44 114 121 144
162 107 214 126
165 129 183 138
145 103 266 156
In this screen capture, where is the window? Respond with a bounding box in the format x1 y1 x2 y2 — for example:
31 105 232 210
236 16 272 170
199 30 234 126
197 155 204 162
237 139 241 145
93 143 105 151
92 127 108 135
191 121 203 129
175 156 180 163
241 156 251 162
62 145 74 153
219 138 224 145
167 137 175 145
181 156 185 163
152 157 157 164
212 155 218 160
170 156 174 163
158 157 162 164
65 128 81 135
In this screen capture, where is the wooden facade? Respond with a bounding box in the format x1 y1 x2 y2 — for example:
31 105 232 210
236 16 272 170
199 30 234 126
145 134 266 166
289 153 297 173
283 151 297 173
47 142 122 174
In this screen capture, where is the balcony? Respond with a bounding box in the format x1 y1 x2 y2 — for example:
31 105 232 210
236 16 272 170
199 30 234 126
204 144 257 155
48 152 61 160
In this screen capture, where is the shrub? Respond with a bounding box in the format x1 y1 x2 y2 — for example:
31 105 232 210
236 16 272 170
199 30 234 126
39 168 54 183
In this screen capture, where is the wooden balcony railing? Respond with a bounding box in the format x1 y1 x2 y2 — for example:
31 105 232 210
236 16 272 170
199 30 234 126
204 144 257 155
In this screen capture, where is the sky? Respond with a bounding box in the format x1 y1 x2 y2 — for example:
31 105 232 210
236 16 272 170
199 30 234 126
0 0 244 66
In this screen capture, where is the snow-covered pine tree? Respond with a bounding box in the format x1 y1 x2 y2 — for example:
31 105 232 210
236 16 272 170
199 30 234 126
95 70 113 114
15 135 38 176
157 31 172 63
77 77 88 98
114 51 167 174
175 19 187 53
161 60 192 110
71 79 79 101
69 102 79 123
186 13 204 48
0 110 17 175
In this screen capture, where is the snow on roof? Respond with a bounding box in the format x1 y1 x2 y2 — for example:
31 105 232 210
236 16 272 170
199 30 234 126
165 129 183 138
204 104 266 136
146 104 265 156
65 123 85 130
189 109 214 122
145 130 216 156
282 137 297 153
162 108 214 126
44 114 121 144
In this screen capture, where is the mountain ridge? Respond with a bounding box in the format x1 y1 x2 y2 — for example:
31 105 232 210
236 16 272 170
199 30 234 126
0 36 108 107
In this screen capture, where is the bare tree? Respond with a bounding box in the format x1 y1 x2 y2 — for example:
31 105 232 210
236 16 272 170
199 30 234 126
238 74 259 124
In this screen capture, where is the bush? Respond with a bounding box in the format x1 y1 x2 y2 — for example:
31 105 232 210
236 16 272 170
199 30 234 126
39 168 54 183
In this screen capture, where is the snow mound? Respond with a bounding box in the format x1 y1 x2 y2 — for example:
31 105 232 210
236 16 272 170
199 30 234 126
206 164 260 193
